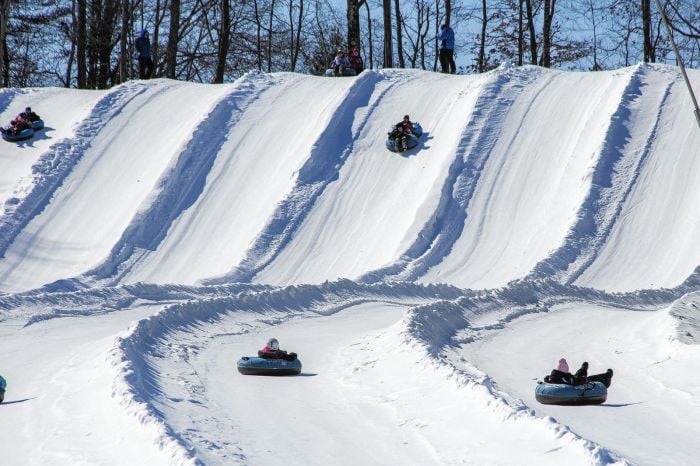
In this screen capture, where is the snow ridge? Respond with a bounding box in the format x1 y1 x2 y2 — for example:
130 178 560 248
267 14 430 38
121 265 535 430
529 64 673 282
361 65 542 283
0 81 151 259
213 70 399 283
83 72 274 284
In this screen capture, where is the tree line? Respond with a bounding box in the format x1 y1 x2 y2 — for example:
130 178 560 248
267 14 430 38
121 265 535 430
0 0 698 88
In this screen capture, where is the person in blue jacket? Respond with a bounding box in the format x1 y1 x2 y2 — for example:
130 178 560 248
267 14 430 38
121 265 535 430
0 375 6 403
438 24 456 74
135 29 154 79
331 49 352 76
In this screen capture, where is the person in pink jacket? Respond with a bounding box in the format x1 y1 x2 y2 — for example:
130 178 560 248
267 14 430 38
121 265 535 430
258 337 298 361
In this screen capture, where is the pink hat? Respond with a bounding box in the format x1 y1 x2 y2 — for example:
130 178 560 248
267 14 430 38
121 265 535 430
557 358 569 372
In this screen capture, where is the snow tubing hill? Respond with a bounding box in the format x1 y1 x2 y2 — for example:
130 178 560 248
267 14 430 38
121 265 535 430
2 127 33 142
386 123 423 152
535 381 607 405
237 356 302 376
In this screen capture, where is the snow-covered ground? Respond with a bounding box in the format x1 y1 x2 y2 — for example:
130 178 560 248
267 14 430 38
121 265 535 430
1 64 699 465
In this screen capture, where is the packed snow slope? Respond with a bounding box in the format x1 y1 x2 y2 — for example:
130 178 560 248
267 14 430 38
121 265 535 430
1 65 700 466
1 64 698 293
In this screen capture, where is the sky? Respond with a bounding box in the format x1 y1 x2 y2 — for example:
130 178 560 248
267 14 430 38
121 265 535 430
0 63 699 465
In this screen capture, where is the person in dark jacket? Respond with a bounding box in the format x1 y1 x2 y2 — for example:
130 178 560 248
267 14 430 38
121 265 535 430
135 29 154 79
546 359 614 387
349 47 364 74
573 361 589 385
544 358 574 384
438 24 456 74
258 337 298 361
1 115 32 135
20 107 41 122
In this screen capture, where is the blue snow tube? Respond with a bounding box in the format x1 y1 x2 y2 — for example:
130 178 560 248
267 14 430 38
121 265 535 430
2 127 34 142
0 375 6 403
237 356 302 376
535 381 607 405
33 119 45 130
386 123 423 152
324 67 357 77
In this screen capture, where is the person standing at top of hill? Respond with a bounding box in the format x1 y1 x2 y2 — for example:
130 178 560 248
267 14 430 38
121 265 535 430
438 24 456 74
135 29 154 79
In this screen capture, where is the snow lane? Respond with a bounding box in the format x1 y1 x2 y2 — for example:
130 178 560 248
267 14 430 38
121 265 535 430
0 80 231 292
153 302 442 465
0 87 101 208
0 305 178 466
254 70 486 285
460 303 700 466
575 66 700 291
420 67 634 288
122 73 356 286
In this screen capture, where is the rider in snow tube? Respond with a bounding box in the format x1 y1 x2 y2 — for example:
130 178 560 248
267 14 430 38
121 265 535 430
536 358 613 405
238 338 302 375
386 115 422 152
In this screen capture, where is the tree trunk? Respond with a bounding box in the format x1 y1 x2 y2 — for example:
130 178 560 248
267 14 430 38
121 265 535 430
518 0 523 66
540 0 556 68
214 0 230 82
0 0 9 87
383 0 392 67
642 0 654 62
267 0 276 72
478 0 486 72
524 0 537 65
347 0 361 49
289 0 304 71
119 0 129 83
444 0 451 27
166 0 180 78
394 0 404 67
76 0 87 88
364 0 373 69
254 0 262 70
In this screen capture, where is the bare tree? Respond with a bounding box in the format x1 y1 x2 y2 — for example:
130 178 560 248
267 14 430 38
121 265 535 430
642 0 654 62
347 0 365 48
395 0 404 66
477 0 487 72
0 0 9 87
166 0 181 78
363 0 373 68
383 0 392 67
289 0 304 70
524 0 537 64
214 0 230 83
539 0 555 67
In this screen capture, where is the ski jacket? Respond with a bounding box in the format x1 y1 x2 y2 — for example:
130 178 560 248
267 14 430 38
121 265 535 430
258 349 298 361
438 26 455 50
349 53 364 72
135 30 152 58
332 55 351 67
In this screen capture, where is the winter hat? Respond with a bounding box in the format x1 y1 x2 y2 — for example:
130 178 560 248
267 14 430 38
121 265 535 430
557 358 569 372
267 338 279 351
